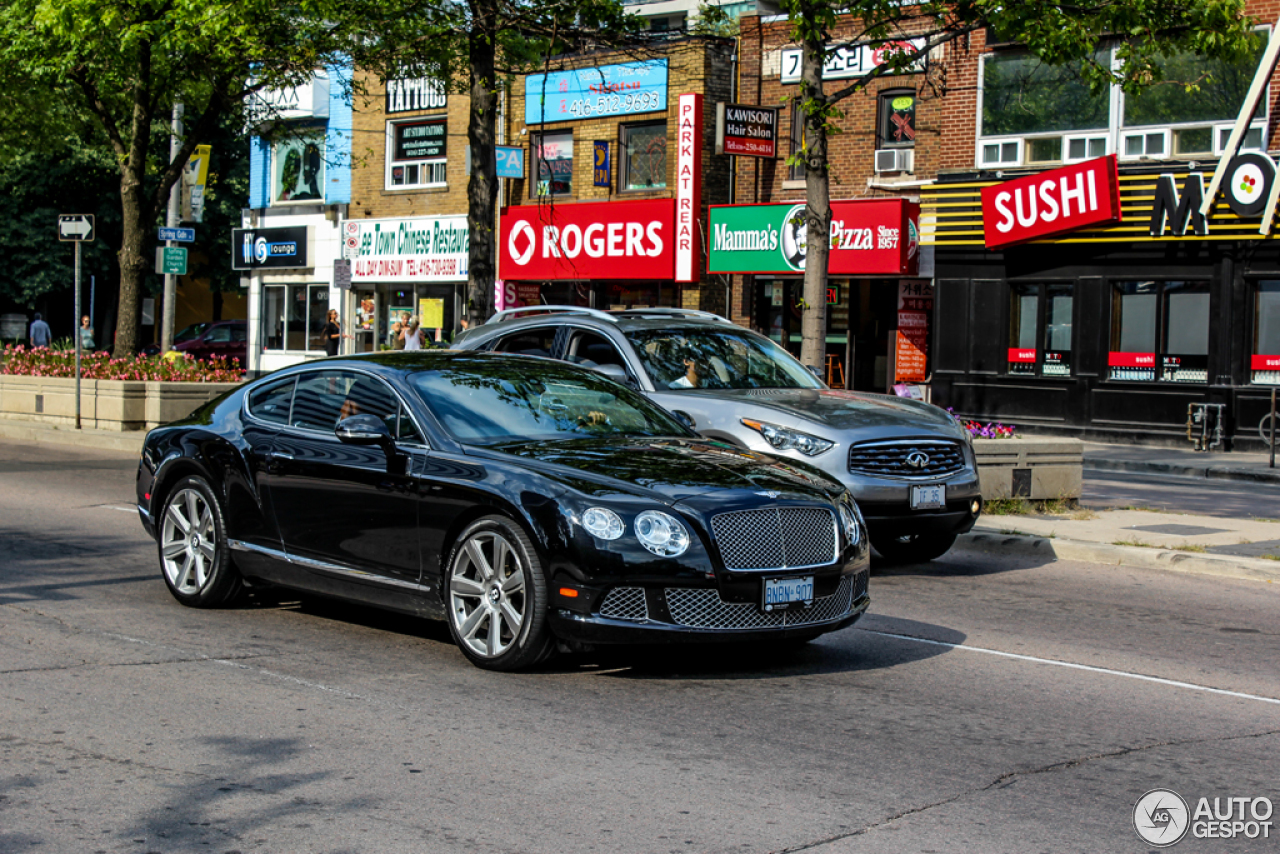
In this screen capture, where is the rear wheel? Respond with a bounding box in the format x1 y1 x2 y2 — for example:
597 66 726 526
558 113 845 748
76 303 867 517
444 516 555 671
158 475 243 607
871 532 957 564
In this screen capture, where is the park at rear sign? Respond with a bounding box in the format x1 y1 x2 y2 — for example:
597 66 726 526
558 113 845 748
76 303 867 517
982 155 1122 249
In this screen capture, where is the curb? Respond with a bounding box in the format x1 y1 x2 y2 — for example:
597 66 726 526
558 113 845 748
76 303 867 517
1085 458 1280 485
956 531 1280 584
0 421 144 455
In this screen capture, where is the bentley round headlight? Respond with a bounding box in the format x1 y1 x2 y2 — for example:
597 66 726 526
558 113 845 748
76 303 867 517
838 504 862 548
581 507 624 540
634 510 690 557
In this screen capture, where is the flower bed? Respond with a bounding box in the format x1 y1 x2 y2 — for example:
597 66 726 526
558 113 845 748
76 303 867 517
949 408 1016 439
2 345 242 382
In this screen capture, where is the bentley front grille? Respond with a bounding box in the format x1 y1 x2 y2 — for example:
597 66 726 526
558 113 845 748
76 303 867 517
598 586 649 622
710 507 837 571
663 573 864 630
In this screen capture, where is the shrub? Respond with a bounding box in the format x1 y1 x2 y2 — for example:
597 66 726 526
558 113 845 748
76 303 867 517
2 344 243 383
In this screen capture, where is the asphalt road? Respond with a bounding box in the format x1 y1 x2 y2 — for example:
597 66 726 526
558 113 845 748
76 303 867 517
2 439 1277 854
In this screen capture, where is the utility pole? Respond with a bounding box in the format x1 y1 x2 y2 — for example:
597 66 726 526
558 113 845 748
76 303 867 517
161 102 183 353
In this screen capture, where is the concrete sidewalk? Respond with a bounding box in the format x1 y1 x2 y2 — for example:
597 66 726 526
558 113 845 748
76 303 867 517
1084 440 1280 483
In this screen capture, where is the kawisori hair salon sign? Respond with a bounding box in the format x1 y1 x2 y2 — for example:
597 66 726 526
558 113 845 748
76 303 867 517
981 154 1123 249
499 199 676 280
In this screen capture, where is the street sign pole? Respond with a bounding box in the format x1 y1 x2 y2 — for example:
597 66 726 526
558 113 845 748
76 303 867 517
74 240 82 430
161 102 183 353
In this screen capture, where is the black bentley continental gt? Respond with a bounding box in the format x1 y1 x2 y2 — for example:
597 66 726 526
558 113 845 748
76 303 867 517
136 352 870 670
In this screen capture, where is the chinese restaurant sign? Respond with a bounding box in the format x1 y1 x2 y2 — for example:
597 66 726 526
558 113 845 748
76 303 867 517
499 199 675 280
982 155 1122 249
707 199 919 276
345 216 470 283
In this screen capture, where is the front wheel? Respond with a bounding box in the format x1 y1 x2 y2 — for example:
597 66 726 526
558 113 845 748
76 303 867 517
871 531 957 564
157 475 243 607
444 516 555 671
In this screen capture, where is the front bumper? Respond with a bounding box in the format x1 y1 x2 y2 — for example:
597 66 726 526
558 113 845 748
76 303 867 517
548 567 870 645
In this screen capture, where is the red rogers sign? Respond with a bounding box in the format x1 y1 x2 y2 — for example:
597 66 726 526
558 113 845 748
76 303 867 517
982 155 1122 249
499 199 674 280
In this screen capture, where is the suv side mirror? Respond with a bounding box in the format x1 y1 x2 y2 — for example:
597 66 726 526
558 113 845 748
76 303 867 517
593 363 637 389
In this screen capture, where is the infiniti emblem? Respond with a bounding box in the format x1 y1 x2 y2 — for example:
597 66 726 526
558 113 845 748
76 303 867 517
905 451 930 469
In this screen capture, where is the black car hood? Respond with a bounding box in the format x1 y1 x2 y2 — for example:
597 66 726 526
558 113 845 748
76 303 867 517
490 437 844 503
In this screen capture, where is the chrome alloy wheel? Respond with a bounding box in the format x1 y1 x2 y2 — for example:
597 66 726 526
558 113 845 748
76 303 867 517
160 487 218 595
448 531 528 658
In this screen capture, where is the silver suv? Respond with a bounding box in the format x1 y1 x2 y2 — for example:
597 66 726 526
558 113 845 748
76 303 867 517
452 307 982 562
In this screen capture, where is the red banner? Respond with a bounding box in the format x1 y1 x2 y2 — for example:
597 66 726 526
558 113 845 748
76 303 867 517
1253 354 1280 370
500 199 675 280
982 155 1122 249
1007 348 1037 363
829 199 920 276
1108 352 1156 368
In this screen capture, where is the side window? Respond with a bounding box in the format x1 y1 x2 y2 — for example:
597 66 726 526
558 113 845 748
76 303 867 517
230 325 247 343
566 331 626 370
246 377 296 425
394 403 426 444
492 327 559 358
207 325 232 343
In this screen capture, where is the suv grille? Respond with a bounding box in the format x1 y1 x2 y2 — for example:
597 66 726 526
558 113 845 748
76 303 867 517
664 572 864 630
847 440 966 479
710 507 836 571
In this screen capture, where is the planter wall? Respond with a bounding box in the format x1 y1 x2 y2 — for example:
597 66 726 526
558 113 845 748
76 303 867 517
974 437 1083 501
0 375 240 431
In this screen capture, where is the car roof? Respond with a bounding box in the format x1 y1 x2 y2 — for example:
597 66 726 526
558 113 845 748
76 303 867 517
465 308 748 339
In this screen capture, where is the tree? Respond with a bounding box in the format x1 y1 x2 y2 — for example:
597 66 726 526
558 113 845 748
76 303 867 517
0 0 359 357
777 0 1258 370
353 0 651 328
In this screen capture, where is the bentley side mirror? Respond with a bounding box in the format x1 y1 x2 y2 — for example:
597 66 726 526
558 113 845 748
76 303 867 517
336 414 393 447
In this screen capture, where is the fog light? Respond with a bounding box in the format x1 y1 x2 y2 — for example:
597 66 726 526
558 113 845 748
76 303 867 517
971 500 981 514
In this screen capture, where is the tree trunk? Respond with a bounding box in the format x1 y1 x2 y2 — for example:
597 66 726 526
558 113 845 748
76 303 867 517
466 0 499 327
799 30 830 375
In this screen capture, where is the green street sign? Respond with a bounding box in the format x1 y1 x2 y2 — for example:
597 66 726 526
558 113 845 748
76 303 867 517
155 246 188 275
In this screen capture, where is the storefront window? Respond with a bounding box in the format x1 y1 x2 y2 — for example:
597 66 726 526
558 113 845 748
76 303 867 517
878 90 916 149
272 132 325 204
262 284 330 352
1008 283 1073 377
1253 281 1280 384
1109 281 1208 382
620 122 667 190
531 131 573 197
388 119 447 188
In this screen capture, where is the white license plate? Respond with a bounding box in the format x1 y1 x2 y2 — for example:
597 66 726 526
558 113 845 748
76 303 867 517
763 575 814 611
911 484 946 510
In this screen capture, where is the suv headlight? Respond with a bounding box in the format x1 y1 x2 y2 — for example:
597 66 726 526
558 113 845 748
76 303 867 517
741 418 834 456
634 510 690 557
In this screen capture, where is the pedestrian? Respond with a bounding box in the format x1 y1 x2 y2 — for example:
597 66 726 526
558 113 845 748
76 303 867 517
323 309 342 357
387 320 403 350
402 316 424 351
29 312 51 349
79 315 95 351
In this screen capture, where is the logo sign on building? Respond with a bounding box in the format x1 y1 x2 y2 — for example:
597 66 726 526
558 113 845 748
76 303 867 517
386 76 447 113
394 120 446 160
780 39 926 84
982 154 1122 249
347 216 470 283
676 93 702 283
496 146 524 179
231 226 311 270
525 59 667 124
246 74 330 125
707 198 920 276
593 141 611 188
717 103 778 158
500 199 675 281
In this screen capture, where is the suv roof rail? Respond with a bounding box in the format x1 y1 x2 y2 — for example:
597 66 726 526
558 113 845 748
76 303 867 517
615 308 732 323
485 305 618 325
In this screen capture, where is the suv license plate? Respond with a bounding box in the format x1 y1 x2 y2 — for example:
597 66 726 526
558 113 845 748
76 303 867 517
763 575 814 611
911 484 945 509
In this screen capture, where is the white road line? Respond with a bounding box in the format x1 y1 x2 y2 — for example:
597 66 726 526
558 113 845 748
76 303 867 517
860 629 1280 706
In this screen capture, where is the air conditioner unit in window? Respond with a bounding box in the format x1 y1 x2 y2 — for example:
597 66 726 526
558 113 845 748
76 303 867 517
874 149 914 174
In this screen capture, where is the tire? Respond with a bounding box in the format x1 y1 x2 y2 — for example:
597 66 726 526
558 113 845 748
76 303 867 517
157 475 243 607
871 531 957 564
444 516 555 671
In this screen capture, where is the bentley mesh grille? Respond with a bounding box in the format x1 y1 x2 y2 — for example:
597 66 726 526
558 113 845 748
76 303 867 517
664 573 864 630
847 440 966 479
710 507 836 571
599 586 649 622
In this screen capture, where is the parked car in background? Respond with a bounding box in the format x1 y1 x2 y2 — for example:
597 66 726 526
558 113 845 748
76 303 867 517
140 322 211 356
136 351 870 671
172 320 247 368
453 307 982 563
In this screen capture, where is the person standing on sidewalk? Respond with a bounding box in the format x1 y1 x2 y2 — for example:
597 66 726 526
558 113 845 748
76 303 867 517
29 313 51 348
79 316 95 351
323 309 344 357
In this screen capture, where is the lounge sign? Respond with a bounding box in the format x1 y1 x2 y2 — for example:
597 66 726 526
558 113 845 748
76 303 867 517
707 199 919 276
981 155 1122 249
499 199 675 280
